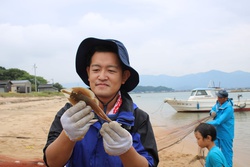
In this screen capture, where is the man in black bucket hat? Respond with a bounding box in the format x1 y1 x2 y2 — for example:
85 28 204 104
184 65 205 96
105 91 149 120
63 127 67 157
76 38 139 92
43 37 159 167
207 89 234 167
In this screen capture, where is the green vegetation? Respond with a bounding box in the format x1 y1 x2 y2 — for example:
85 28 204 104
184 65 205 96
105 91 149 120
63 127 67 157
132 85 174 93
0 66 64 91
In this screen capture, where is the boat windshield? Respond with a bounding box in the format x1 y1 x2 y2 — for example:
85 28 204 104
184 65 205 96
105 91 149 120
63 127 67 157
196 90 208 96
190 90 196 96
190 90 208 96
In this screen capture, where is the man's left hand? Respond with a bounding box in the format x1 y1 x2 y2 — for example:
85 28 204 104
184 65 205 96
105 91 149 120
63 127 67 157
210 111 216 118
100 121 132 156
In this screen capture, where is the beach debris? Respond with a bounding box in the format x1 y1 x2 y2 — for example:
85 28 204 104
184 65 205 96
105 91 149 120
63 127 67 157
61 87 111 122
0 155 45 166
0 135 30 139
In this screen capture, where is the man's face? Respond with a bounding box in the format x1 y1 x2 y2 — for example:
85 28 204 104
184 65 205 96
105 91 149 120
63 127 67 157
217 97 227 105
86 51 130 102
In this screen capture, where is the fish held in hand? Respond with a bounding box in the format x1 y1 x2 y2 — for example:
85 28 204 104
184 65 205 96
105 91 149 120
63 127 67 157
61 87 111 122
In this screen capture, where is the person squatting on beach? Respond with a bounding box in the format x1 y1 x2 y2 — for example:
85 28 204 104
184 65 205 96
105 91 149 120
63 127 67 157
194 123 228 167
207 90 234 167
43 37 159 167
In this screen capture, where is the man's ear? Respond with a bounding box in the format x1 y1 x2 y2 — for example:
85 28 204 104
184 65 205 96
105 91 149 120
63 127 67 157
122 70 130 84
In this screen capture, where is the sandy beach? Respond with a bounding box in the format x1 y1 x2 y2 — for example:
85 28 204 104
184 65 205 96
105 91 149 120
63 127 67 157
0 96 237 166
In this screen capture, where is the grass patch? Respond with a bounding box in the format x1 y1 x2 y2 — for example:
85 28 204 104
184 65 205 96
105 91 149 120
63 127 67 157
0 92 64 97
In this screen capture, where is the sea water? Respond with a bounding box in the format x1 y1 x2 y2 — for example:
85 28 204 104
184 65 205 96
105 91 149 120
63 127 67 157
130 91 250 167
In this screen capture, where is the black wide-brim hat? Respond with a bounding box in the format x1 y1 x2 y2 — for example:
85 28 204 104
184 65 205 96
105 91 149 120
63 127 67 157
76 37 139 92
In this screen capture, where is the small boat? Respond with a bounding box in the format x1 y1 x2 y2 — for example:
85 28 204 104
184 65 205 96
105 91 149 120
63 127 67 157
164 88 250 112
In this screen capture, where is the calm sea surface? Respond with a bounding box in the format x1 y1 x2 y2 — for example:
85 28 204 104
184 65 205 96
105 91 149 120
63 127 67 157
130 91 250 167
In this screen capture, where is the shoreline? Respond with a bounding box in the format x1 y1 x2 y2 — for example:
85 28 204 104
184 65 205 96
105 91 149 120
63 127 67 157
0 96 241 166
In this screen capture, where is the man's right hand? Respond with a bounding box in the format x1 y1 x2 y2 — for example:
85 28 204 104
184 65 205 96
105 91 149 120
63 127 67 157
60 101 95 141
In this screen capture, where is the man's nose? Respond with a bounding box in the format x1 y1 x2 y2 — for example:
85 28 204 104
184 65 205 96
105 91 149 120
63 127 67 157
98 70 108 80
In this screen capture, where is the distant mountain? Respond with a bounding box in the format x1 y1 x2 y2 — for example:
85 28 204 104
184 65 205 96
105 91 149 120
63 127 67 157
62 70 250 91
139 70 250 90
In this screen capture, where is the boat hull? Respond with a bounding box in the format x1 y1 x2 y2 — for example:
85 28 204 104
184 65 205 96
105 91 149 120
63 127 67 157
164 98 250 112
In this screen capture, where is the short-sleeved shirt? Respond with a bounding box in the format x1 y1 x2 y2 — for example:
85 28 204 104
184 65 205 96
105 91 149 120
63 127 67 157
205 146 228 167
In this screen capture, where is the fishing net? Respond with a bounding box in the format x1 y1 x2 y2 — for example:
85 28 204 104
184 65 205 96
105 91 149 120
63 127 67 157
188 147 207 166
157 115 211 151
155 114 211 166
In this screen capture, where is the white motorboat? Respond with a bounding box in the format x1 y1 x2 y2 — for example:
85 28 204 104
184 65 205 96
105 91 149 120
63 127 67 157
164 88 250 112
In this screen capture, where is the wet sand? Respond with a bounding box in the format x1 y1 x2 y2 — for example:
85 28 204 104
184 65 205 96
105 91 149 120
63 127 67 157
0 96 239 166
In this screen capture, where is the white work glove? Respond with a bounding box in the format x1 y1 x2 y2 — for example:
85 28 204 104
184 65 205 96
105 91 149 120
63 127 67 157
100 121 132 156
61 101 95 141
210 111 216 118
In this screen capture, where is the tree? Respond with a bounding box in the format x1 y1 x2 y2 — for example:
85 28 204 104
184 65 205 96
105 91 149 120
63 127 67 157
0 68 29 80
132 85 174 93
53 82 64 91
31 76 48 91
0 66 7 80
0 66 65 92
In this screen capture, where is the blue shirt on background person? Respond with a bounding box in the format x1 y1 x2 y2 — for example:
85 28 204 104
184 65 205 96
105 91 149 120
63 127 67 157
207 90 234 167
206 146 228 167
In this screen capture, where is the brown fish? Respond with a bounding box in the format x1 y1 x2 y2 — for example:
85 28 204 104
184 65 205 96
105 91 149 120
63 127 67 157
61 87 111 122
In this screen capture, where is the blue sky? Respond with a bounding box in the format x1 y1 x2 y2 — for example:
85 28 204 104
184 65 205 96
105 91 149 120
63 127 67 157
1 0 250 85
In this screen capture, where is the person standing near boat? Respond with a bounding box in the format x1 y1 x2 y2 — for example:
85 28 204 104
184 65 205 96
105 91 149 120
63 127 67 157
207 90 234 167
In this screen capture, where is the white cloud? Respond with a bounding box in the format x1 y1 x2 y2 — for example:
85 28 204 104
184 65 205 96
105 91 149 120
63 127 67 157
0 0 250 86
